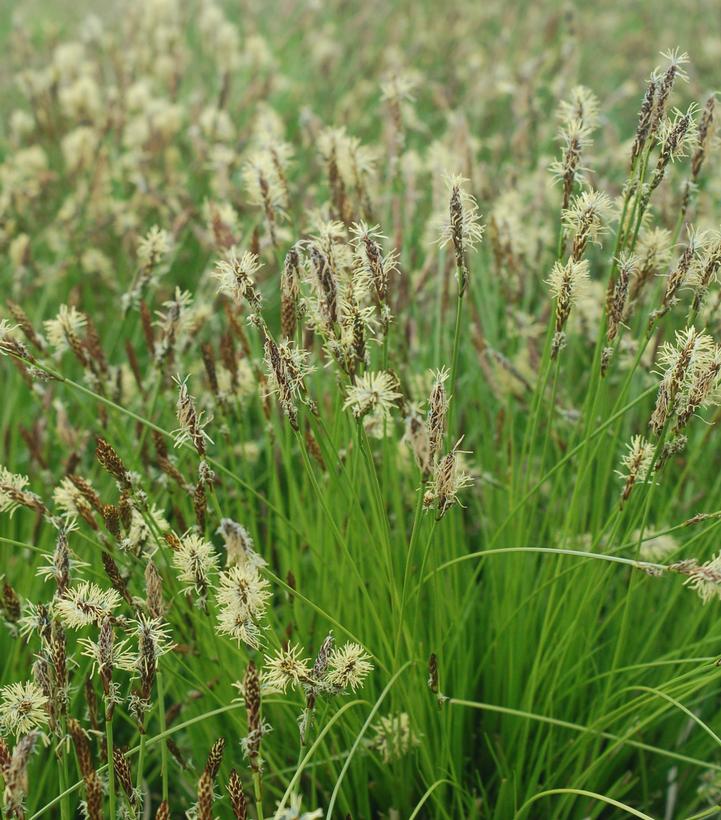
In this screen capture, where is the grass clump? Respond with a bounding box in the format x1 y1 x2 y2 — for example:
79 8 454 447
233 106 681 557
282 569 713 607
3 2 721 818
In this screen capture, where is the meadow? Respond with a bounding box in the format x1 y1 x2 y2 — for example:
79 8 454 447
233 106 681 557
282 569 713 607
3 1 721 817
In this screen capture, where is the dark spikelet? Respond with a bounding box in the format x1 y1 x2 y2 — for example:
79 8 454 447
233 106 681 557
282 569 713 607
197 770 213 820
2 580 21 624
630 74 657 166
96 437 132 489
428 653 439 696
113 748 135 803
281 246 301 339
145 559 165 619
102 503 122 539
140 300 156 357
201 342 219 397
68 719 103 820
0 737 11 773
84 676 101 734
205 737 225 780
155 801 170 820
102 552 133 606
228 769 248 820
243 660 262 772
304 427 326 470
98 616 114 707
193 480 207 531
6 299 44 351
68 474 103 513
51 620 68 718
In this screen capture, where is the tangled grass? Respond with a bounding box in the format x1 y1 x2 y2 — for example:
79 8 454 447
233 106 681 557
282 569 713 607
3 1 721 818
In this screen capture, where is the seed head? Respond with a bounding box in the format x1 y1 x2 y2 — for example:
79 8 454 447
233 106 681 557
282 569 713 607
55 582 121 629
344 370 402 421
215 564 271 649
423 439 474 518
172 532 219 606
43 304 87 356
263 643 313 692
227 769 247 820
214 251 263 312
0 682 48 737
325 642 373 692
618 435 655 502
173 375 213 455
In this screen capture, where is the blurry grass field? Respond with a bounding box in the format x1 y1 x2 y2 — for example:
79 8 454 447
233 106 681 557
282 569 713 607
3 1 721 819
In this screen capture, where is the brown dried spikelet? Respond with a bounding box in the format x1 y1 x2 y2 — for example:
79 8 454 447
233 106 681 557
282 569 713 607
113 748 134 803
205 737 225 780
228 769 248 820
68 474 103 513
194 481 207 531
155 801 170 820
243 660 262 772
102 552 133 606
197 770 214 820
281 246 301 339
96 437 132 489
2 580 21 624
6 299 44 351
68 719 103 820
102 503 122 540
145 559 165 619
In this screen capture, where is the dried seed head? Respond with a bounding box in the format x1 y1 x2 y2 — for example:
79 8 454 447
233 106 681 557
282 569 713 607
558 86 600 130
350 222 398 313
556 119 593 201
261 332 315 430
691 94 715 181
